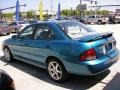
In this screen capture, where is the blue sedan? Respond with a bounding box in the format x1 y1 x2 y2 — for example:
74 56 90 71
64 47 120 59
2 20 119 82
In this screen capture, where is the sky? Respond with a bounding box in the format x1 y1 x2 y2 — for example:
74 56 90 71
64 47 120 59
0 0 120 13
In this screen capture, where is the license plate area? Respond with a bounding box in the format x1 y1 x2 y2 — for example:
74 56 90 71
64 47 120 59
105 41 116 53
106 43 112 51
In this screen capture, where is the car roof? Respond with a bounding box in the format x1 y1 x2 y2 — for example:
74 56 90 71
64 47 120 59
32 20 77 25
11 21 25 22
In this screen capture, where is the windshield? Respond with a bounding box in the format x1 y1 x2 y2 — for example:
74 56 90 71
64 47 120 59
18 21 29 24
58 21 97 39
0 21 8 26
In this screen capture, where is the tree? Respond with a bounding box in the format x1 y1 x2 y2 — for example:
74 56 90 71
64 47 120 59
26 11 34 18
75 9 80 16
3 13 14 18
84 10 91 16
61 9 70 16
62 8 109 17
100 10 109 16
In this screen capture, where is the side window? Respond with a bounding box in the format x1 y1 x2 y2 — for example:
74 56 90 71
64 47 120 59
35 24 54 40
96 16 99 18
13 22 17 25
58 24 66 32
19 25 35 39
92 16 95 18
9 22 16 26
9 23 12 26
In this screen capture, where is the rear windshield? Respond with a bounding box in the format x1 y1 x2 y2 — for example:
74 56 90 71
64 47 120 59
18 21 28 24
57 21 97 39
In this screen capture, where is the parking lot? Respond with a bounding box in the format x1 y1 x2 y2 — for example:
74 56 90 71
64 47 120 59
0 24 120 90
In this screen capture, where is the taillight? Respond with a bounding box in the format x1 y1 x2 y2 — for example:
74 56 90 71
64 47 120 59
80 49 96 61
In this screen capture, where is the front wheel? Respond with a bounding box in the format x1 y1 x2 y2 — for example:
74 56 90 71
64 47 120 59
4 47 13 62
47 59 68 82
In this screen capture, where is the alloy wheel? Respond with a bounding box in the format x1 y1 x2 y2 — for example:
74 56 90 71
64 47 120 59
48 61 62 80
4 48 11 62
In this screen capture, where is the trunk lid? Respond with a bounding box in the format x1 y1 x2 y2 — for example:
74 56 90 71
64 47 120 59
77 32 113 42
77 32 117 59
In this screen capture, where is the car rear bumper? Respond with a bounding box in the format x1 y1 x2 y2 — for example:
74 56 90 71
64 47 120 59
86 54 119 75
64 49 119 75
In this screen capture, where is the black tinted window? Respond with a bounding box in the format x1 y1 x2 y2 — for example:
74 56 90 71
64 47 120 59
9 22 17 26
19 25 35 39
35 24 54 40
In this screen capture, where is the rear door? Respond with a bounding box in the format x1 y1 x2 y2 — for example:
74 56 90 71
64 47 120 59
25 24 55 66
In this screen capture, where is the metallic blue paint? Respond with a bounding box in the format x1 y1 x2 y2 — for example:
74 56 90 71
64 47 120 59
2 20 119 75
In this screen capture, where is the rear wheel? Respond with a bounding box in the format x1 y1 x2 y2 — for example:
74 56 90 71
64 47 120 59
15 28 18 33
2 32 9 36
4 47 13 62
98 20 102 24
7 33 10 35
47 59 68 82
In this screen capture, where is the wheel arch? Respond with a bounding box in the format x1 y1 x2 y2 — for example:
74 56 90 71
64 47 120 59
3 45 12 55
46 56 69 82
98 20 102 22
3 45 9 50
46 56 66 69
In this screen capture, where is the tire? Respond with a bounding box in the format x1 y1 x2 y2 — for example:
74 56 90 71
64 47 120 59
4 47 13 62
118 21 120 24
47 59 68 82
15 28 18 33
7 33 10 35
103 22 106 24
98 20 102 24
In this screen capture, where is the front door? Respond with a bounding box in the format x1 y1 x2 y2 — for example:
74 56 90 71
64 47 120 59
11 25 36 59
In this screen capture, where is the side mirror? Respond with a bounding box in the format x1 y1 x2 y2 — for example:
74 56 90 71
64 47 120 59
12 35 17 39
